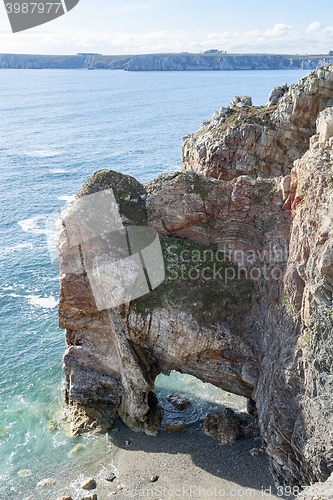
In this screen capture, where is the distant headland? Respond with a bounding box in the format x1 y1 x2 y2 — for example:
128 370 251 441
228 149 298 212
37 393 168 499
1 52 333 70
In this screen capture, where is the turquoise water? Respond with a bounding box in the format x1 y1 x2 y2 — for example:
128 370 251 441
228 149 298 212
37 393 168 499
0 68 306 498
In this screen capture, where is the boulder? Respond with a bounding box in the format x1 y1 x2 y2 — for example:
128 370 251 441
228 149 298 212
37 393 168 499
80 478 96 490
266 86 285 106
164 421 188 433
165 394 192 410
201 409 240 445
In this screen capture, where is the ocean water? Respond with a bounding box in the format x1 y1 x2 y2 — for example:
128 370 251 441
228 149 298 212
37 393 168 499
0 68 307 498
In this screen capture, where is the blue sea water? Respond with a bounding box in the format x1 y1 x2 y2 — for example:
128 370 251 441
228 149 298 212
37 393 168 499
0 68 307 498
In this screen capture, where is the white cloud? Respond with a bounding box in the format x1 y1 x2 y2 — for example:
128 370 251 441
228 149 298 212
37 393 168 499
306 22 322 32
1 23 333 55
264 23 293 37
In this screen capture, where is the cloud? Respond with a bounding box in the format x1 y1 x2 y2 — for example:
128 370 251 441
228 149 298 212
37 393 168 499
306 22 322 32
1 23 333 55
264 23 293 37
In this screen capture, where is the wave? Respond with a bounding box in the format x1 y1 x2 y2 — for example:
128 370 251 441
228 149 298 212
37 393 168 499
27 295 57 309
17 216 46 235
25 150 62 158
5 292 57 308
49 169 70 174
0 243 33 257
57 195 75 203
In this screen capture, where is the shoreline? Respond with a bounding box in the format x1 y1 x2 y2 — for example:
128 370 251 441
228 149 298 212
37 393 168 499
93 419 278 500
15 417 279 500
0 53 332 71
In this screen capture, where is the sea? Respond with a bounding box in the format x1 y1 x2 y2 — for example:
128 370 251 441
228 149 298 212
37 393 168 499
0 68 307 499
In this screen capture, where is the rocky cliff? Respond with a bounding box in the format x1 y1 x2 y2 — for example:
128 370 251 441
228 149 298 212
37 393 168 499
57 65 333 488
109 54 333 72
1 52 333 71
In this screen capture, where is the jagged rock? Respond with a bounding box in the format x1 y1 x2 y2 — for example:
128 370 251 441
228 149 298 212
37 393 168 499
246 398 257 417
81 478 96 490
55 497 72 500
106 473 117 482
165 394 192 409
201 409 259 444
317 107 333 143
296 473 333 500
57 65 333 488
266 86 285 106
37 478 56 488
164 421 188 433
201 410 241 445
182 65 333 180
230 95 252 107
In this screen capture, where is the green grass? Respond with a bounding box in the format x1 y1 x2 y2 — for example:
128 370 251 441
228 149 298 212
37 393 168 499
131 236 259 326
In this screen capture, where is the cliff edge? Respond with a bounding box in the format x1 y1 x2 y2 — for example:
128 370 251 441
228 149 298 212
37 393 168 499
57 65 333 488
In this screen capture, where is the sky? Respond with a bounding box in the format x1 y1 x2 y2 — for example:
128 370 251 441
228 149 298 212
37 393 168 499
0 0 333 55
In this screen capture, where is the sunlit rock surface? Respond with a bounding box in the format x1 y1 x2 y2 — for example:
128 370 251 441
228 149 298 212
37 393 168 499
58 65 333 488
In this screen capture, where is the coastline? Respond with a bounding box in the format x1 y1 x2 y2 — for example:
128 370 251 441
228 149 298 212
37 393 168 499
0 52 332 71
94 419 278 500
12 418 278 500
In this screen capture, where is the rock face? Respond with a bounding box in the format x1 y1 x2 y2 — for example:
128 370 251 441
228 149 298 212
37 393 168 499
1 53 333 71
108 54 333 72
58 65 333 488
182 65 333 180
266 83 288 107
297 473 333 500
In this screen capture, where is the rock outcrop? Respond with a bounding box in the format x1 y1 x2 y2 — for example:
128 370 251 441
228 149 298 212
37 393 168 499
57 65 333 488
182 65 333 180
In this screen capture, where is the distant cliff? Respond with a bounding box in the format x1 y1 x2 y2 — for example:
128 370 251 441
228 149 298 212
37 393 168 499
1 52 333 71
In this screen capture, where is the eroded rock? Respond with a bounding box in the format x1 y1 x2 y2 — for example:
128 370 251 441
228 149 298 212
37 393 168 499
296 473 333 500
57 65 333 488
164 420 187 433
81 478 96 490
165 394 192 410
317 107 333 143
266 86 286 107
36 478 56 488
182 65 333 180
201 410 241 445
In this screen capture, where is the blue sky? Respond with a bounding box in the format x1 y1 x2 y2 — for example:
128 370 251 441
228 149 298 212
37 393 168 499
0 0 333 54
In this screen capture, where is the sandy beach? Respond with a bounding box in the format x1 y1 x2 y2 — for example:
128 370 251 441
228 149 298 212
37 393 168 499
87 418 279 500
